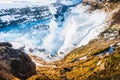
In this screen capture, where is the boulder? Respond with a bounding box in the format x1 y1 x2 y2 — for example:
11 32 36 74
0 42 36 80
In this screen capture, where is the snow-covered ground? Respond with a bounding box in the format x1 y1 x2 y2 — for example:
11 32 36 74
58 0 82 6
0 0 82 9
0 0 57 10
0 0 108 61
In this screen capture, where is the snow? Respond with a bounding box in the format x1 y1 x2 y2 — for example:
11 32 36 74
117 43 120 46
0 0 57 10
57 5 107 55
0 15 15 22
79 55 87 60
0 1 108 61
58 0 82 6
97 61 101 66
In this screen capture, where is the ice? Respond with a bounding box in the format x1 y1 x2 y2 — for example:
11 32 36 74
58 0 82 6
0 15 13 22
0 2 108 61
0 0 57 10
57 5 107 55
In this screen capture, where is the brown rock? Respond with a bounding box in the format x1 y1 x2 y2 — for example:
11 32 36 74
0 42 36 80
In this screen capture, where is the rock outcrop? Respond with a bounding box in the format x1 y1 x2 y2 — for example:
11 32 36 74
0 42 36 80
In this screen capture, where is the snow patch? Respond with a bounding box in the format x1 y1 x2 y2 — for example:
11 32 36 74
58 0 82 6
97 61 101 66
79 55 87 60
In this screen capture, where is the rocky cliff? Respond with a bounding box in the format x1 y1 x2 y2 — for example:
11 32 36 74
0 42 36 80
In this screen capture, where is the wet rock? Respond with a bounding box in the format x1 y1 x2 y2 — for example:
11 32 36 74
0 42 12 47
89 67 95 71
0 60 15 80
62 67 72 73
63 68 72 72
32 25 49 30
0 42 36 80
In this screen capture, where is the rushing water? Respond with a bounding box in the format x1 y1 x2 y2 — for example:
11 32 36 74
0 0 107 61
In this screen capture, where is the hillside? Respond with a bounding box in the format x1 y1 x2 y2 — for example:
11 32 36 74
0 0 120 80
28 1 120 80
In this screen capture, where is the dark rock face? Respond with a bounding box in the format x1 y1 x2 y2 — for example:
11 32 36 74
106 0 120 2
0 61 13 80
0 42 12 47
0 42 36 80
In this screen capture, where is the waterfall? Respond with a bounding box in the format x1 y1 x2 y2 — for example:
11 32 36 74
0 0 107 61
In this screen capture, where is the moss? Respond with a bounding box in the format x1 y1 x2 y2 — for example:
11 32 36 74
28 39 120 80
27 2 120 79
88 51 120 80
108 53 120 63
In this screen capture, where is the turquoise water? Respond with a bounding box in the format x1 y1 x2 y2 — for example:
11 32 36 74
0 19 50 32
